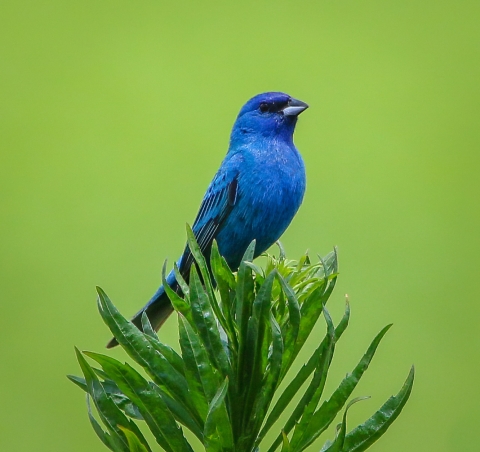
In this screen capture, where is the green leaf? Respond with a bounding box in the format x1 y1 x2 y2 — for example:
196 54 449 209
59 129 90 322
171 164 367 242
275 241 286 261
296 324 393 450
172 260 190 300
210 240 238 351
89 366 199 436
184 224 210 284
285 253 314 289
280 431 291 452
179 314 220 420
266 312 284 397
118 426 151 452
323 397 371 452
75 348 146 452
188 265 231 379
185 225 229 334
261 302 350 446
162 261 192 322
236 241 256 344
204 377 234 452
138 310 186 379
251 313 284 449
210 239 236 288
68 374 88 391
294 275 337 360
333 299 351 340
289 308 336 450
210 240 236 297
276 272 300 372
242 239 256 262
86 352 194 452
69 374 143 420
86 395 118 451
156 387 205 441
275 288 287 323
342 366 415 452
266 308 335 452
244 261 265 279
241 270 276 436
235 247 256 416
144 334 186 379
96 287 199 427
141 311 158 340
319 249 338 279
75 245 413 452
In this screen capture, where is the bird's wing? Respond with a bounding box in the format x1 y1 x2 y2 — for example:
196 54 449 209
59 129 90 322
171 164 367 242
178 170 239 276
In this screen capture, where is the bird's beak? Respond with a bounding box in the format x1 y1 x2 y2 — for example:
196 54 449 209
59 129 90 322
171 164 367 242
282 98 309 116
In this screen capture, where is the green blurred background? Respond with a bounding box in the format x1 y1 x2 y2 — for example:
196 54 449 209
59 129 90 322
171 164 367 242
1 1 479 450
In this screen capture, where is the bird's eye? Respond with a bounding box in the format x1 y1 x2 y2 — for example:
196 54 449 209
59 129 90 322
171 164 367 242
259 102 269 113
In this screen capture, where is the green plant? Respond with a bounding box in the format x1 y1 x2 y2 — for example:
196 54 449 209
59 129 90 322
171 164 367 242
69 227 414 452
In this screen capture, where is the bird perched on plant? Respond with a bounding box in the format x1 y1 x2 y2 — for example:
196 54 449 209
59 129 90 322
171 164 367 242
107 92 308 348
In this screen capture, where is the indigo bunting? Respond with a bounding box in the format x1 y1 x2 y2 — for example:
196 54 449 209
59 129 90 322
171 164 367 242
107 92 308 348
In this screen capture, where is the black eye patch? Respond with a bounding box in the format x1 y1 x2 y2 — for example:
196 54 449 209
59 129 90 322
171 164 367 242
259 102 269 113
259 99 289 114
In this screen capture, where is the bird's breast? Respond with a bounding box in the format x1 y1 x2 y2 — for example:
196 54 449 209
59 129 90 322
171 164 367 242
217 144 305 268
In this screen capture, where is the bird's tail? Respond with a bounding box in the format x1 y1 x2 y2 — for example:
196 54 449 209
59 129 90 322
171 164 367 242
106 272 177 348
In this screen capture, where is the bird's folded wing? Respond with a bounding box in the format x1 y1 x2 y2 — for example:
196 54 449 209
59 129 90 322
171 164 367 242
179 171 239 276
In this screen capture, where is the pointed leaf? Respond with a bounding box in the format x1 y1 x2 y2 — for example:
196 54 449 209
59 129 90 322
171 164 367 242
252 313 284 448
69 374 143 420
319 249 338 279
86 395 118 451
172 260 190 300
280 431 291 452
188 265 231 379
162 262 192 322
342 366 415 452
297 324 393 450
185 225 229 333
294 275 337 358
241 270 276 435
275 241 286 261
244 261 265 279
290 308 336 449
204 377 234 451
96 287 199 427
68 374 88 391
210 240 236 297
261 302 350 445
324 397 371 452
236 241 256 343
75 348 144 452
87 352 194 452
276 272 300 372
267 308 335 452
118 426 151 452
179 314 220 420
141 311 158 340
210 240 238 350
242 239 256 262
144 334 186 379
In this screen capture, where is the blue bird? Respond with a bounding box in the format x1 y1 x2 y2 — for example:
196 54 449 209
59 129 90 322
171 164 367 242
107 92 308 348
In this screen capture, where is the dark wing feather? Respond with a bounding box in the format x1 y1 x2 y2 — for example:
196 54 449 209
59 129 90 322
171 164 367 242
178 173 238 277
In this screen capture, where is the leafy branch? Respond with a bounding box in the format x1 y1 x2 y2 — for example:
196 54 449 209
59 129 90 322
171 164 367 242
69 227 414 451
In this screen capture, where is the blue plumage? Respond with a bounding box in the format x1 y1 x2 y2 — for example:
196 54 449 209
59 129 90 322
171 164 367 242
107 92 308 348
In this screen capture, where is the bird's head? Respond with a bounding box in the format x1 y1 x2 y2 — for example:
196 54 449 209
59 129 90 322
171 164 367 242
231 92 308 145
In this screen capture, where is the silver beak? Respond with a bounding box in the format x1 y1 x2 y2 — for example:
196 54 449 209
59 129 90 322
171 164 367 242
282 98 309 116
